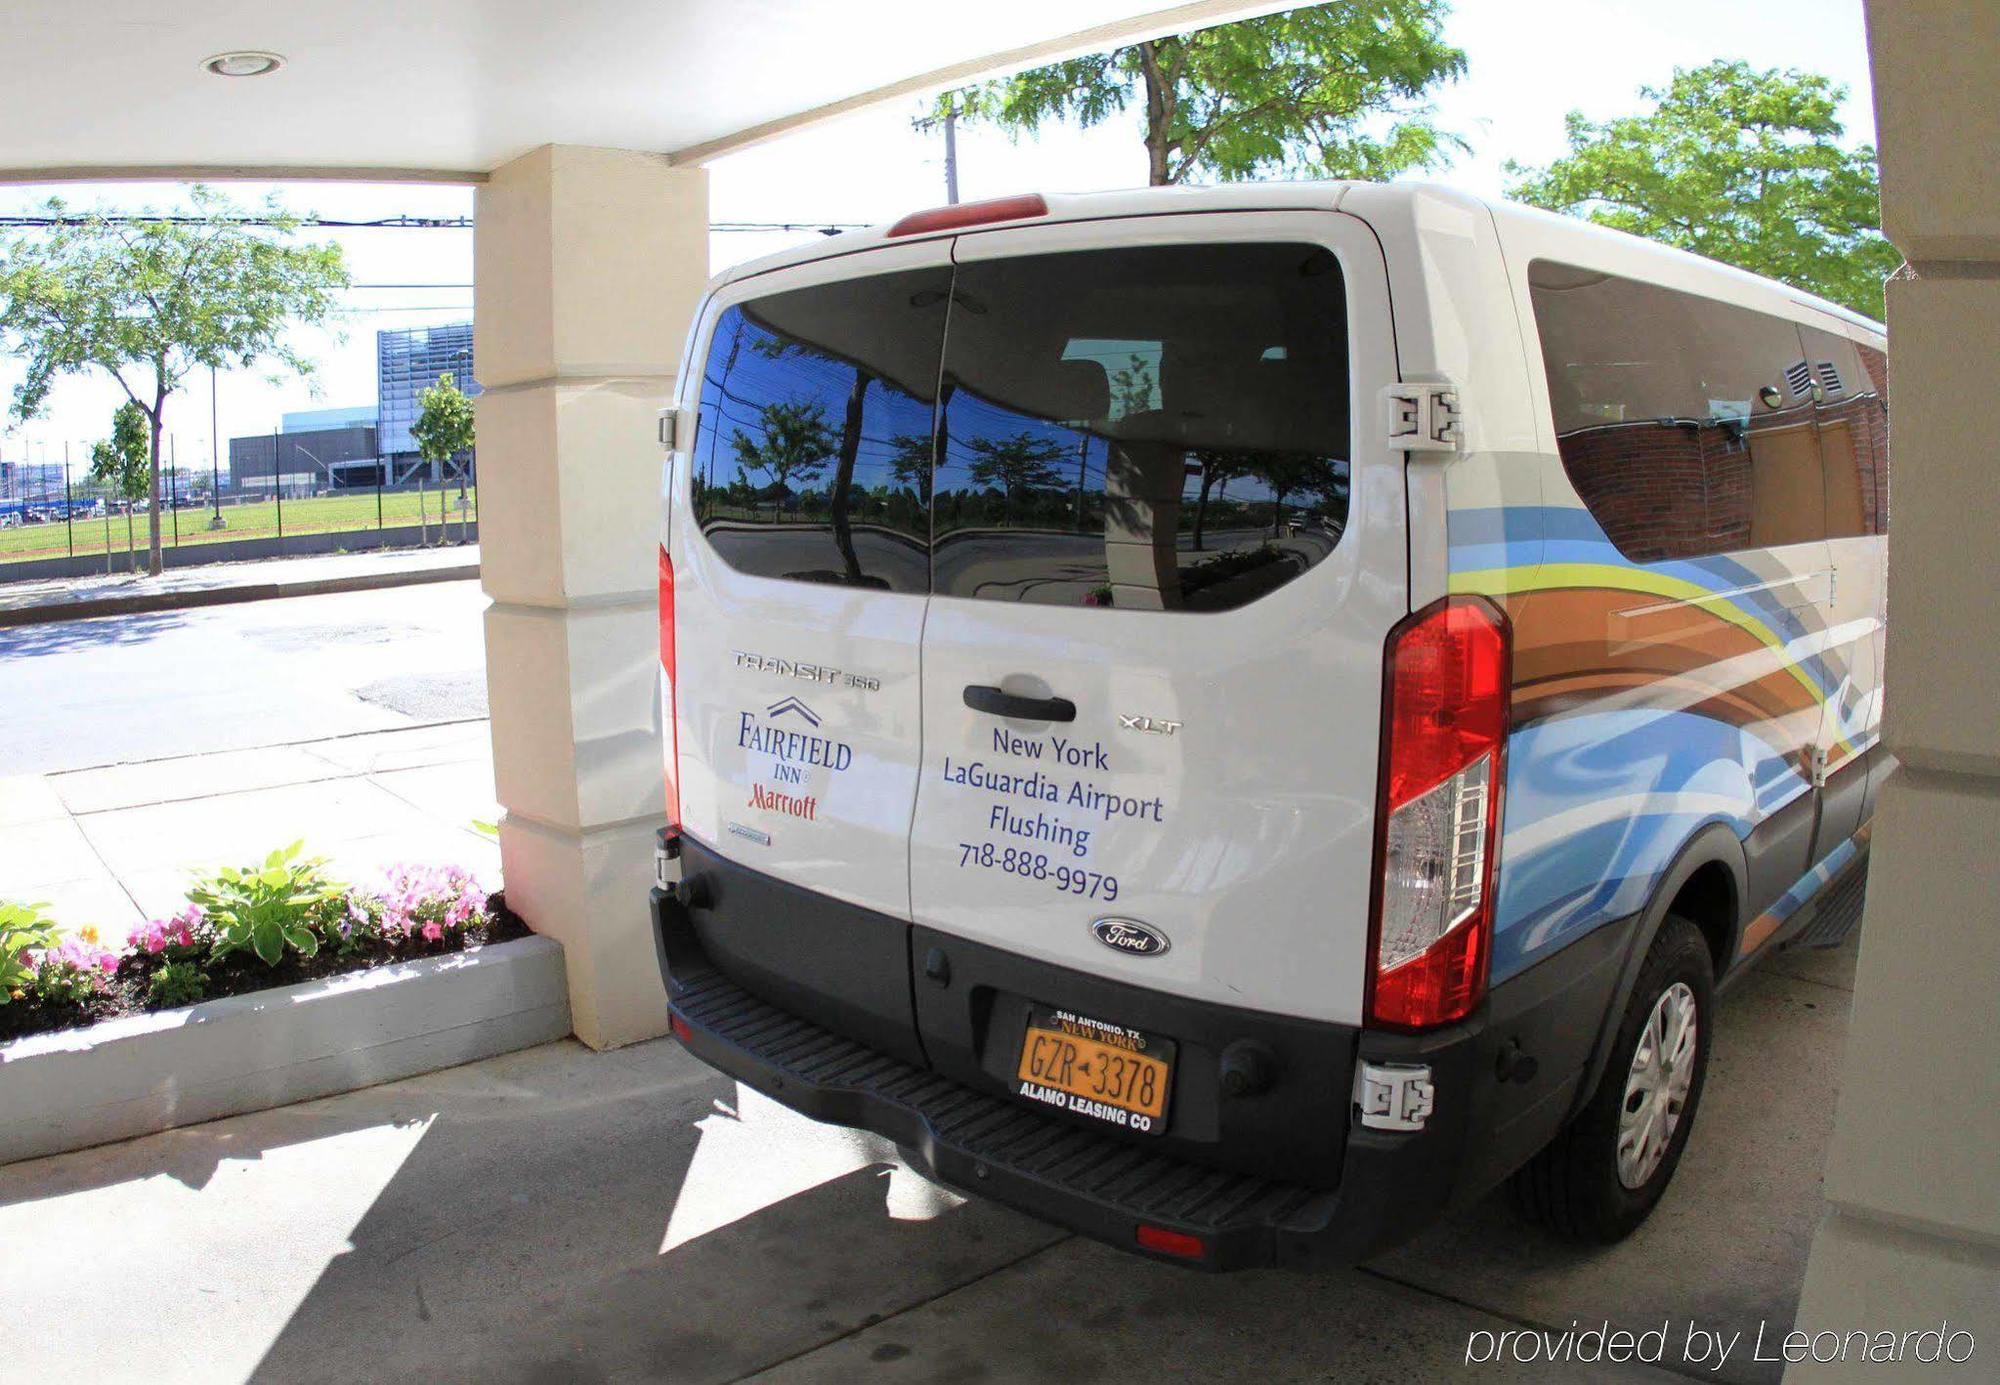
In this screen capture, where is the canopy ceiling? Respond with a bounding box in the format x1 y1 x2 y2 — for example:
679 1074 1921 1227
1 1 1280 182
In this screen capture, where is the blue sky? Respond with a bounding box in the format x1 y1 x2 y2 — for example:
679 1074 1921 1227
0 0 1876 470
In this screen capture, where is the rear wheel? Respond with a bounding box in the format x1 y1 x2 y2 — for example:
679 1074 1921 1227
1509 915 1714 1241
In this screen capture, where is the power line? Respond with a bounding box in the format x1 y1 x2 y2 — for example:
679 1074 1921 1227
0 213 474 229
0 213 865 235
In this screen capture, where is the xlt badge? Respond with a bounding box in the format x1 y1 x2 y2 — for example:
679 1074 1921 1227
1118 713 1182 737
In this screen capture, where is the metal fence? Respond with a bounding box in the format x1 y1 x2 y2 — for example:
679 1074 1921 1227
0 448 477 574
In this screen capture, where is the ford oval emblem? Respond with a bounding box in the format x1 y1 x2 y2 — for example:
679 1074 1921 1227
1091 917 1169 957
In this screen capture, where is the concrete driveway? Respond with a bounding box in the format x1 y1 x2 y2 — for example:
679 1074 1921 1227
0 934 1858 1384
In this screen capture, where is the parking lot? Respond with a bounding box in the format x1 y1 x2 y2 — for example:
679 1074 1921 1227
0 929 1857 1384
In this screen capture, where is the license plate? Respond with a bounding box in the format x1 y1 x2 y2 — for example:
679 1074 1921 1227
1015 1005 1174 1136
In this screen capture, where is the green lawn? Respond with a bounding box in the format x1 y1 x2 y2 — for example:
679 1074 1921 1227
0 488 477 565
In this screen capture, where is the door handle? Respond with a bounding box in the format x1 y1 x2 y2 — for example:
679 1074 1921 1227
963 684 1076 723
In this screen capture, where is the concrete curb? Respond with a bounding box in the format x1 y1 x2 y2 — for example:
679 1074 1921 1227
0 560 479 628
0 934 570 1166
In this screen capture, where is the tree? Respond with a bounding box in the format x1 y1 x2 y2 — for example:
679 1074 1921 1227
1507 62 1899 318
1109 354 1158 416
889 433 936 504
1188 449 1257 550
967 432 1071 500
926 2 1466 186
730 400 835 514
413 372 476 479
0 186 348 575
90 401 149 566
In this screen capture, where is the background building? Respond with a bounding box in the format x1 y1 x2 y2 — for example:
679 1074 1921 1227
378 322 479 483
228 420 380 493
282 404 378 434
0 459 69 500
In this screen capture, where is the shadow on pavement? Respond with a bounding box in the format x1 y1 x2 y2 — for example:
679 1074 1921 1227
0 935 1855 1384
245 1043 1060 1385
0 609 190 658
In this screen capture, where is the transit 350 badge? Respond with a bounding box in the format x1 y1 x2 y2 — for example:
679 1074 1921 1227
1091 918 1169 957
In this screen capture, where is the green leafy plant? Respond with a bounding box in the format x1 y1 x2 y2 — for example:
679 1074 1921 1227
926 3 1466 186
0 186 349 576
33 964 94 1006
1 900 59 1003
1507 61 1899 318
412 372 477 470
190 842 341 967
145 961 208 1010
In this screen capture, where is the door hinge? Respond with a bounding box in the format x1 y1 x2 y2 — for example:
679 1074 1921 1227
658 406 692 452
1808 744 1830 790
1354 1060 1435 1132
654 829 683 891
1381 383 1462 453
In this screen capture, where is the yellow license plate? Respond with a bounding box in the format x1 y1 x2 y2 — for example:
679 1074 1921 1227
1015 1005 1174 1136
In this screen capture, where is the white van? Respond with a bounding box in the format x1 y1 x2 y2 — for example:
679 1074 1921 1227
651 183 1888 1269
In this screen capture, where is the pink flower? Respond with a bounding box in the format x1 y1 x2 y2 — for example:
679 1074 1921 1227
421 921 444 943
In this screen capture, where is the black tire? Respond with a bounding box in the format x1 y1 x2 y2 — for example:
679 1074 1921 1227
1509 914 1715 1242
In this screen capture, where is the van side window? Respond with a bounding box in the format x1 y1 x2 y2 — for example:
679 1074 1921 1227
932 242 1351 612
690 268 950 594
1529 261 1848 562
1803 327 1890 537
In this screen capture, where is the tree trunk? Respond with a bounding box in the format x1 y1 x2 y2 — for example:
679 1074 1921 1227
1192 467 1216 551
1140 42 1172 185
830 370 870 582
145 397 164 577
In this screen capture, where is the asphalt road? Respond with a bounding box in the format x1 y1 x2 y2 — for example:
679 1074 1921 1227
0 580 489 776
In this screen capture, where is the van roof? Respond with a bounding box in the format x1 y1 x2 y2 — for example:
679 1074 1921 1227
714 180 1885 337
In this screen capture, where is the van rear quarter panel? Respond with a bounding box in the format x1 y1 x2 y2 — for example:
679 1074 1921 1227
1443 204 1889 983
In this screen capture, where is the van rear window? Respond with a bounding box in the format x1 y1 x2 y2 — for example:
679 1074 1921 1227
690 267 950 594
934 242 1351 611
690 243 1352 610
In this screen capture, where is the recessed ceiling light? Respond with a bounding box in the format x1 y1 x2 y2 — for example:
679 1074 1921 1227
202 51 285 78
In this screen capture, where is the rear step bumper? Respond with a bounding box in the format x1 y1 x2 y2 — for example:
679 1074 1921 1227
665 939 1344 1270
652 873 1538 1271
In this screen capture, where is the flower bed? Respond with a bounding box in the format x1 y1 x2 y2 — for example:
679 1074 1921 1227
1 845 529 1045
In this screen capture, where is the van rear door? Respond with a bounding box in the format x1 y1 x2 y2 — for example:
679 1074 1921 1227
907 212 1403 1036
671 242 951 1062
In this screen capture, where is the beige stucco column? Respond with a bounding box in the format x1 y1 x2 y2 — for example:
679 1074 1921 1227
1790 5 2000 1373
474 146 708 1049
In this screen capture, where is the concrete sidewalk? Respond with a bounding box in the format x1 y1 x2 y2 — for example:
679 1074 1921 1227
0 719 500 936
0 934 1861 1384
0 545 479 627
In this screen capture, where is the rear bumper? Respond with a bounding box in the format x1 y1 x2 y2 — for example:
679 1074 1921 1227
651 897 1621 1272
667 948 1340 1269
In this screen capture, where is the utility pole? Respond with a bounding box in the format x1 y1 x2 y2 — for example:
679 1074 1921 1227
943 100 961 205
209 365 226 529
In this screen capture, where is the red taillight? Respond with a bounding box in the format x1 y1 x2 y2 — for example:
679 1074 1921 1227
1367 596 1510 1030
886 193 1048 238
1135 1224 1206 1261
670 1012 692 1045
658 544 681 830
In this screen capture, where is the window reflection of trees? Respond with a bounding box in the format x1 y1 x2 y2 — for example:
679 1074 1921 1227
693 294 940 593
931 378 1347 611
